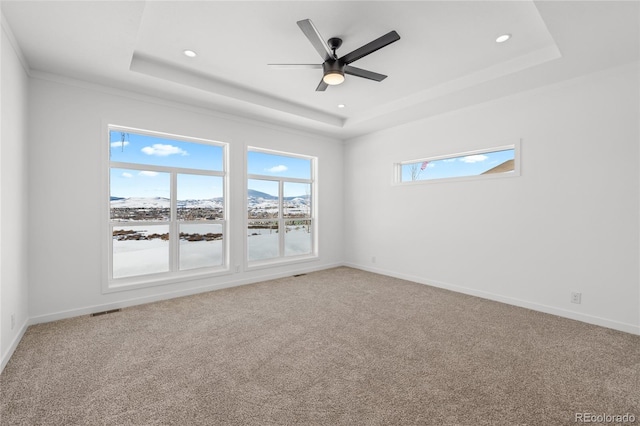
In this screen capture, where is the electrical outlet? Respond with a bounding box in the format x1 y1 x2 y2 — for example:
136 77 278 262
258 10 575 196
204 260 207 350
11 314 15 330
371 256 376 263
571 292 582 304
235 265 241 273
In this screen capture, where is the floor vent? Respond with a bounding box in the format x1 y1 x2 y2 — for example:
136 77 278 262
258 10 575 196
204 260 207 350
90 309 121 317
293 274 307 277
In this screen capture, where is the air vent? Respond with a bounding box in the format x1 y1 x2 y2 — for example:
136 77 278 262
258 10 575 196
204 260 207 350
90 309 121 317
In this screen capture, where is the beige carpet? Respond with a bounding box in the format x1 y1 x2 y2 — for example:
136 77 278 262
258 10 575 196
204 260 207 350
1 267 638 425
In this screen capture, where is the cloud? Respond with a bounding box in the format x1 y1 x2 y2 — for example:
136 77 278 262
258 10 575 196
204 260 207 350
121 172 133 178
443 158 456 162
141 144 188 156
459 154 488 163
266 165 288 173
111 141 130 148
138 171 159 177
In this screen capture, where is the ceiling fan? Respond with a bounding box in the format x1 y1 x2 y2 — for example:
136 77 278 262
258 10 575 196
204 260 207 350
268 19 400 91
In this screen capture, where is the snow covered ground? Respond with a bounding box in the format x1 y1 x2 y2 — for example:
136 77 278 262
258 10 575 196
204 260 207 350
113 224 311 278
112 224 222 278
247 226 311 261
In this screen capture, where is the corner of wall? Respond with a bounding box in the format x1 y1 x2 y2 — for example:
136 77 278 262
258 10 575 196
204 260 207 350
0 318 28 372
0 11 31 373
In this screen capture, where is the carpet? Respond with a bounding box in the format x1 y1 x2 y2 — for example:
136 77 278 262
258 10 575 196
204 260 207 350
1 267 638 425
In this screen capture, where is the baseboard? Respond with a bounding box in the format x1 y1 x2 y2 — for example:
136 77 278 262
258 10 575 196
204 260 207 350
28 262 344 326
344 262 640 336
1 318 29 373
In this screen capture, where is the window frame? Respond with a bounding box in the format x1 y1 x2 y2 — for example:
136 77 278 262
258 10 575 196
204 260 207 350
393 140 521 185
246 147 317 269
104 125 229 293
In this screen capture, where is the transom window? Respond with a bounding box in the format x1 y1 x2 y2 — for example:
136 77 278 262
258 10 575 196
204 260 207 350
247 148 316 265
107 126 227 290
396 143 519 184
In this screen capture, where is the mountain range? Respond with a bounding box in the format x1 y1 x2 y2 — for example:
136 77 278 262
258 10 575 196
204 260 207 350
110 190 309 208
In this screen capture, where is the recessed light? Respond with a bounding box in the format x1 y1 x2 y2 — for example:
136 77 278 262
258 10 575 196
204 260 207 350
495 34 511 43
183 49 197 58
337 104 346 109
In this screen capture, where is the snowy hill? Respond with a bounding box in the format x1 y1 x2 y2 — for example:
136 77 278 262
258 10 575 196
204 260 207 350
247 190 309 203
248 189 277 200
110 197 170 208
111 192 307 209
110 197 223 209
177 198 223 208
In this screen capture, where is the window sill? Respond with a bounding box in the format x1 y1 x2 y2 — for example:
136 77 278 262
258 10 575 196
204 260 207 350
102 267 231 294
245 254 318 272
392 169 519 187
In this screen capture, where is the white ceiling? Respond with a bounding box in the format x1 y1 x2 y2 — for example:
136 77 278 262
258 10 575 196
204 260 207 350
2 1 638 139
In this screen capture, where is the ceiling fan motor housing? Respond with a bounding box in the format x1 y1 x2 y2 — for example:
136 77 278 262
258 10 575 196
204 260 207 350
323 60 344 75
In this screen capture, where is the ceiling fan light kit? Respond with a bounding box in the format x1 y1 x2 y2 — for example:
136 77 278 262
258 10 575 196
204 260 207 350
322 60 345 85
269 19 400 91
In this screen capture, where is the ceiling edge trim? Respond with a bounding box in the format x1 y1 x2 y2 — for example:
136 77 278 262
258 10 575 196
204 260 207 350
28 69 343 143
1 10 30 77
129 52 344 128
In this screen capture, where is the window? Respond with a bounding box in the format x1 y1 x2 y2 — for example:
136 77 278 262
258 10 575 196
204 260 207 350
247 148 315 265
396 143 519 184
107 126 227 289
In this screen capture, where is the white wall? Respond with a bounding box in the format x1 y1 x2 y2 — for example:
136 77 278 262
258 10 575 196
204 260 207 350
27 75 344 322
1 19 30 369
344 62 640 334
3 31 638 378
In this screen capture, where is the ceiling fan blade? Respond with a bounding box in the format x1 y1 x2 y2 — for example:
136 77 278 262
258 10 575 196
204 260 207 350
344 65 387 82
268 64 323 69
315 79 329 91
339 30 400 65
297 19 333 61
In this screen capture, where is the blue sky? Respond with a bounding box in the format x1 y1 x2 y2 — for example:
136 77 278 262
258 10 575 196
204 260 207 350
110 131 223 170
110 130 223 199
110 131 311 199
401 149 514 182
110 168 171 199
247 152 310 177
247 151 311 196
